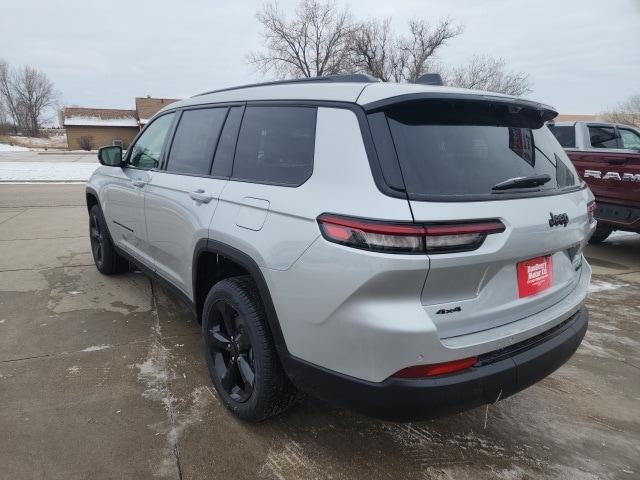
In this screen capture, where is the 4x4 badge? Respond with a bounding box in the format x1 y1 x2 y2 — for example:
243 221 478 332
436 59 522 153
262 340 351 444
549 212 569 228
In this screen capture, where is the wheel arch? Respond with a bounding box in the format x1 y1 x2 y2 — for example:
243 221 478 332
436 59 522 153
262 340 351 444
86 186 99 212
192 239 290 361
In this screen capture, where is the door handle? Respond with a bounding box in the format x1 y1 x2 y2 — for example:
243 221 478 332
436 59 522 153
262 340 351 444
132 180 147 188
189 189 215 203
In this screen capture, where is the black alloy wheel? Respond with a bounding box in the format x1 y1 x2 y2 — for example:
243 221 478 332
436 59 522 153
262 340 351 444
89 209 105 269
201 276 301 422
205 300 256 403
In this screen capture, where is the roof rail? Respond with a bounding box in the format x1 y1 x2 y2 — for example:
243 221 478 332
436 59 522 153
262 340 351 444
194 74 379 97
415 73 443 86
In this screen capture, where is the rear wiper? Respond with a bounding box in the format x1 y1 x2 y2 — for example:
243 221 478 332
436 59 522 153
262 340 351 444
492 174 551 191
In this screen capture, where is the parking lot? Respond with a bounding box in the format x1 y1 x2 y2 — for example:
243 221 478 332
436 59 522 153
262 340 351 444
0 182 638 480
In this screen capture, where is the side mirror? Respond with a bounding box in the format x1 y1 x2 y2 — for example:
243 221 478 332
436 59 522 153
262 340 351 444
98 145 123 166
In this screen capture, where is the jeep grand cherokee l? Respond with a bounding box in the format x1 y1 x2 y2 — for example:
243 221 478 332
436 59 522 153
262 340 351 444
86 75 595 422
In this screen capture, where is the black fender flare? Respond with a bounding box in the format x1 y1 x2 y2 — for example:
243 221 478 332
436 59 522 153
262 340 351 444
192 239 290 362
85 186 99 209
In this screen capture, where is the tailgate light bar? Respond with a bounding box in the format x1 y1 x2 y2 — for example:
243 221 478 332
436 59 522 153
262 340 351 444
317 214 505 254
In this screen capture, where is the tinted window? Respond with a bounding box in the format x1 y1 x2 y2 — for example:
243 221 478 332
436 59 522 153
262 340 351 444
233 106 316 186
166 108 227 175
547 125 576 148
620 128 640 150
212 106 243 178
589 126 619 148
383 100 579 200
129 113 175 169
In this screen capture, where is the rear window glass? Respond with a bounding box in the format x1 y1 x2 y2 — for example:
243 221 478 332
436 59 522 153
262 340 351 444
233 106 316 186
620 128 640 150
167 108 227 175
589 126 619 149
547 124 576 148
382 100 580 200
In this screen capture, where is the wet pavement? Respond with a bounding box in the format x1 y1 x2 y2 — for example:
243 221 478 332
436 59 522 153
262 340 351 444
0 183 638 480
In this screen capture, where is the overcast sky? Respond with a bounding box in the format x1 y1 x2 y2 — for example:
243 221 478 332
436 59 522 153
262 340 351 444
2 0 639 115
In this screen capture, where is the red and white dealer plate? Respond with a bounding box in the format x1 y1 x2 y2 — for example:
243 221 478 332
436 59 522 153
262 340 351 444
517 255 553 298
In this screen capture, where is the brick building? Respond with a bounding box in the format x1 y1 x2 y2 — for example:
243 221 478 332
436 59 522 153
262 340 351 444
62 96 180 150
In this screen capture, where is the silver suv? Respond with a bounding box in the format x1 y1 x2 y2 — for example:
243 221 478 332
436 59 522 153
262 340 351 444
86 76 595 422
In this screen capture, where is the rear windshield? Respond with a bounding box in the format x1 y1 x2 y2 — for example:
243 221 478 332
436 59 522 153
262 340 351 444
547 124 576 148
382 100 581 201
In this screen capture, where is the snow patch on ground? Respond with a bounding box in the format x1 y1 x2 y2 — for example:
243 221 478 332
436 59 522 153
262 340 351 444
0 143 29 152
5 134 67 149
261 439 317 480
136 286 214 479
64 116 138 127
0 162 98 181
588 279 628 293
609 230 637 240
81 344 111 352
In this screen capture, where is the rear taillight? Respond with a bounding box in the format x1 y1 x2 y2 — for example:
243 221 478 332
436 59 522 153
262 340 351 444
317 214 505 254
392 357 477 378
587 201 596 223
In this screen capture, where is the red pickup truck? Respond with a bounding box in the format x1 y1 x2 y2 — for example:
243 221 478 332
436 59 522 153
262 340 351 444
548 121 640 243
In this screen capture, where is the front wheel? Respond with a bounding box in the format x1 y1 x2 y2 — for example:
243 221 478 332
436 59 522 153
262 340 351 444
202 276 299 422
589 224 613 245
89 205 129 274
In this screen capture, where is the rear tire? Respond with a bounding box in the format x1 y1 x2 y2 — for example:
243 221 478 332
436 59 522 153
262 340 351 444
89 205 129 274
589 224 613 244
202 276 299 422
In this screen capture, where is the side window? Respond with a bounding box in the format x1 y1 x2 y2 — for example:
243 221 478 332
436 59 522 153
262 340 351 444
128 113 175 169
619 128 640 150
166 108 227 175
588 125 619 149
232 106 316 186
212 106 243 178
547 125 576 148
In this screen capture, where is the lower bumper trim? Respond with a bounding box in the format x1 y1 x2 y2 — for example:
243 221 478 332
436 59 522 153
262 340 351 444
282 306 588 421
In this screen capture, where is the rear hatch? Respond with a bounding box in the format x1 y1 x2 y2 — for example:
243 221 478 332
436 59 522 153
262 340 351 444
373 97 591 339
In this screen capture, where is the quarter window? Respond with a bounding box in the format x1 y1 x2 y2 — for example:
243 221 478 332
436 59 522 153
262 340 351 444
166 108 227 175
232 106 316 186
619 128 640 150
547 125 576 148
588 126 619 149
128 113 175 169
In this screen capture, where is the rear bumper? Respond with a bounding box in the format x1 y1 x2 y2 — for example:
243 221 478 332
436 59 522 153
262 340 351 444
284 306 588 421
595 201 640 232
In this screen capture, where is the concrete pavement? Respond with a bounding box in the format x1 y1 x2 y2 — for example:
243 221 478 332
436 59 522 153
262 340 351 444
0 184 638 480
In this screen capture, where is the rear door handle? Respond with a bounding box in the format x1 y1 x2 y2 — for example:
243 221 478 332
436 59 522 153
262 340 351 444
189 189 215 203
132 180 147 188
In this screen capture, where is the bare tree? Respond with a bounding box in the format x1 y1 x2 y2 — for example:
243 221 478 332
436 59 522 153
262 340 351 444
12 66 57 136
0 60 58 136
248 1 531 93
342 17 462 82
443 54 532 96
349 18 400 82
400 19 462 82
0 59 20 133
248 0 355 78
602 93 640 127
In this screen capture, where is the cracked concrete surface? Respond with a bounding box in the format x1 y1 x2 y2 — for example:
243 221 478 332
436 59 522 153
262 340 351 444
0 183 638 480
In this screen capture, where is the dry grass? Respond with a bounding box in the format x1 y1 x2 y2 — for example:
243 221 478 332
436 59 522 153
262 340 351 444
0 133 67 149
